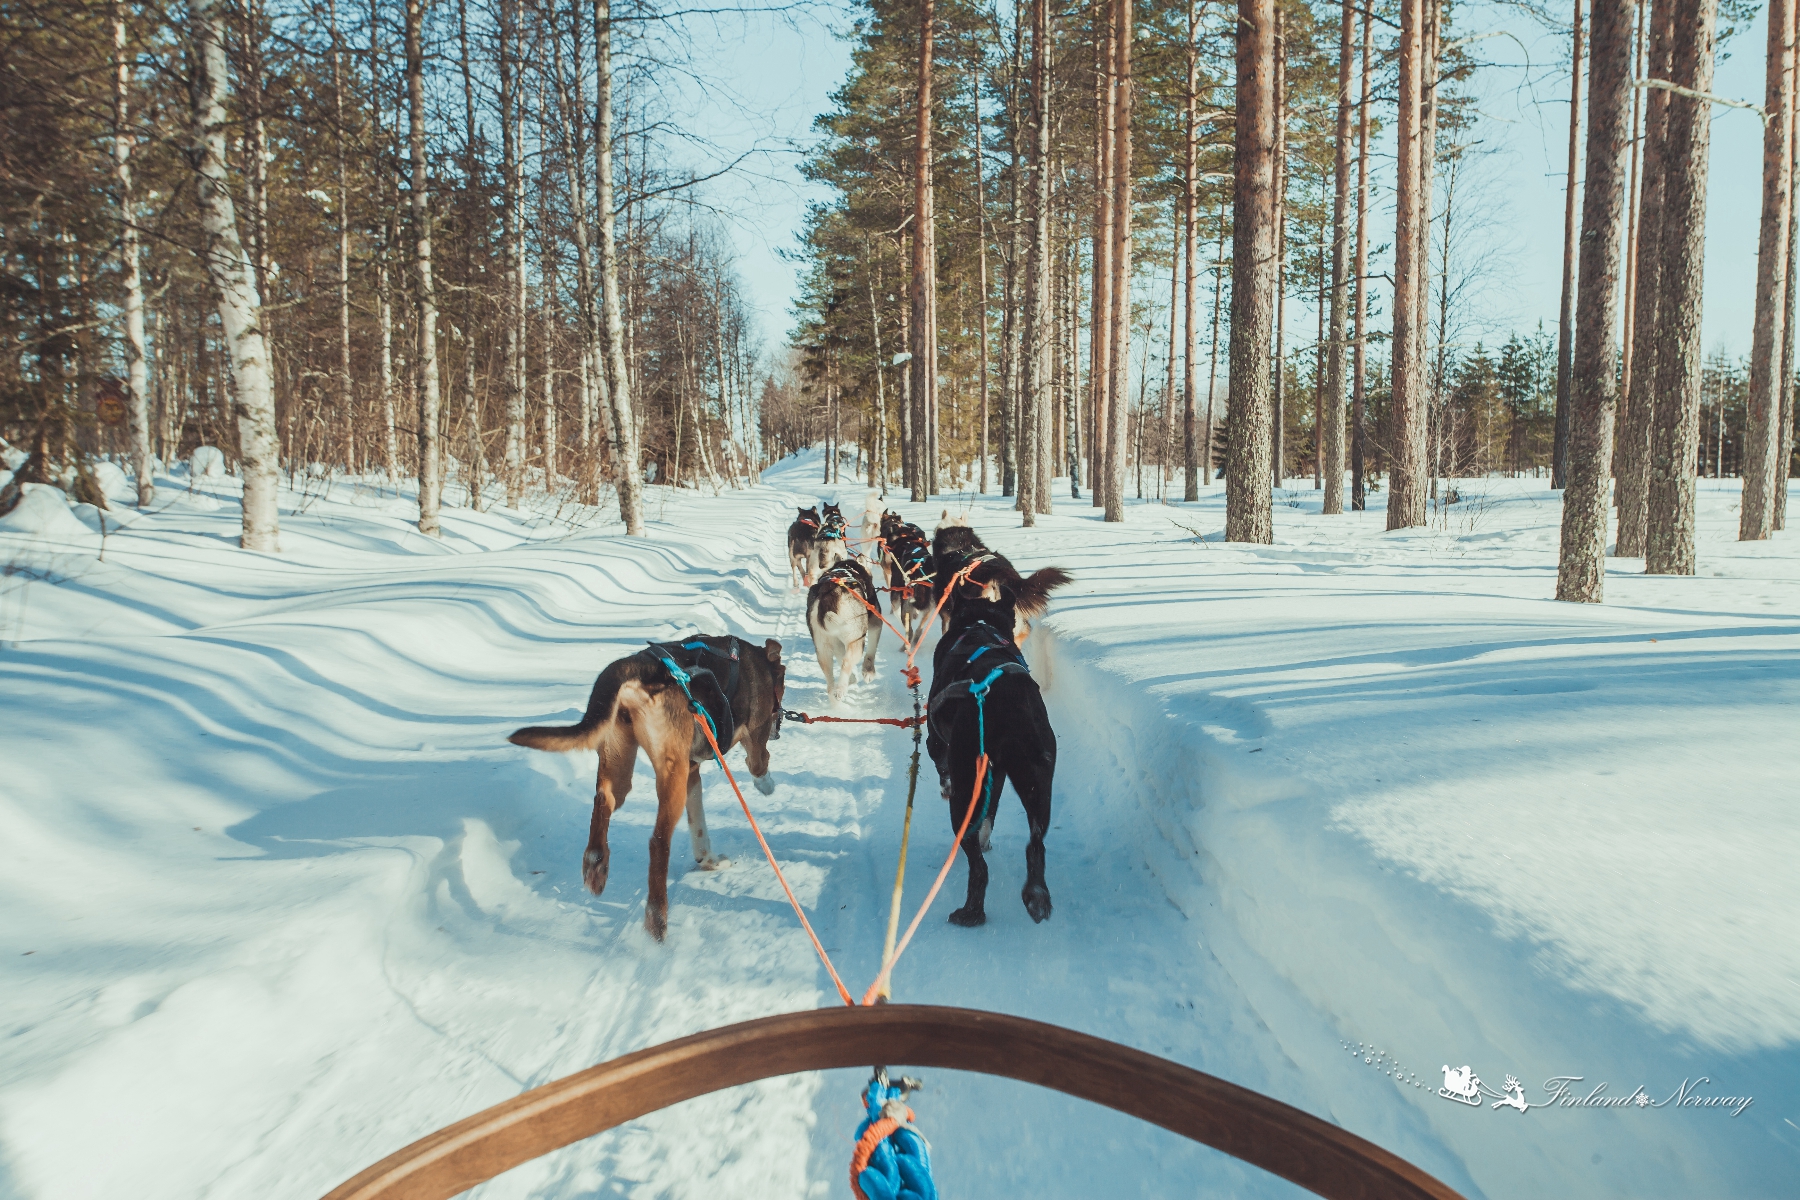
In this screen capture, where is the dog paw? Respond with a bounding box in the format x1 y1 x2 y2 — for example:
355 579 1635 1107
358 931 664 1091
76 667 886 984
1022 883 1053 924
947 905 987 928
644 903 668 942
582 850 610 895
752 773 776 796
693 854 731 872
861 666 877 682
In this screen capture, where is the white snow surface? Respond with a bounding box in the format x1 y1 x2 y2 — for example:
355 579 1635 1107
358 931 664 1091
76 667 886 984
1 456 1795 1199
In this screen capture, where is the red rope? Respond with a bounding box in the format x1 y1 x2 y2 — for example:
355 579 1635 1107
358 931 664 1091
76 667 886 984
786 710 925 729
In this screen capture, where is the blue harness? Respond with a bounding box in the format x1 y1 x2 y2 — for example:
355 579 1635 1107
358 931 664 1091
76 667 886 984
928 623 1030 828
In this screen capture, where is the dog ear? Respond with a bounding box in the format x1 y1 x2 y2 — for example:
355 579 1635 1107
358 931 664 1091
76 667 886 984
763 638 782 663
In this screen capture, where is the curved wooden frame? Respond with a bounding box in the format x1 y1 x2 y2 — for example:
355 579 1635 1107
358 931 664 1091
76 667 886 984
322 1004 1466 1200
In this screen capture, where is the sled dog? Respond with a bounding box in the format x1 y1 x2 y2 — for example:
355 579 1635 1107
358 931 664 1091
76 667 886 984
509 636 786 941
788 506 821 588
927 579 1056 927
816 501 851 571
880 510 936 641
858 491 885 565
807 558 883 705
930 523 1072 641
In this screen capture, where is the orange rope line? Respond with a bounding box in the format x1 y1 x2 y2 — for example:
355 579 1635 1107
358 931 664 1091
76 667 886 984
693 713 857 1007
860 753 988 1006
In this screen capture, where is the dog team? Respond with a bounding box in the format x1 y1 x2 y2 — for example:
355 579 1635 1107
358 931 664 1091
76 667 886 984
509 491 1071 940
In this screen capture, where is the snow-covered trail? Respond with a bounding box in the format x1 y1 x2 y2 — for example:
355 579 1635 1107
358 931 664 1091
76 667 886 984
0 457 1318 1200
4 452 1795 1199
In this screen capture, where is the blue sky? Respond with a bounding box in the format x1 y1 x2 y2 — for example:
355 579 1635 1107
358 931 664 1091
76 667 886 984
682 1 1775 367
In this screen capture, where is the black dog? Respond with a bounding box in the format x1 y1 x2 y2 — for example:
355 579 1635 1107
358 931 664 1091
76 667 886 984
788 506 821 588
880 510 936 641
927 583 1056 927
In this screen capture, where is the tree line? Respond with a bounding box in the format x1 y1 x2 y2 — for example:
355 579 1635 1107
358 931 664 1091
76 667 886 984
3 0 784 548
791 0 1797 602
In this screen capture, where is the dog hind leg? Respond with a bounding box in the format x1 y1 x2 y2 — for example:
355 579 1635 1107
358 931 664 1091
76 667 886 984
1006 703 1057 924
685 762 726 870
945 709 991 927
584 718 637 895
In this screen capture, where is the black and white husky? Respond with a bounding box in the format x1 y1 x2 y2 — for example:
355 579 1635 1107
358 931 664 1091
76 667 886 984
806 557 883 705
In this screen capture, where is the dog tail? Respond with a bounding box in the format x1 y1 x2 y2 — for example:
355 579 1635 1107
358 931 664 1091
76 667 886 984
1014 566 1074 616
508 670 624 752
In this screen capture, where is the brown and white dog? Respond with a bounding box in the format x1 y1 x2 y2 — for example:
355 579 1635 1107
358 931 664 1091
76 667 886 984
807 558 882 705
509 636 786 941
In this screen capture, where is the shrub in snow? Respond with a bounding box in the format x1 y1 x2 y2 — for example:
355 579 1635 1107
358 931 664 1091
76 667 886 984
191 446 227 477
0 482 96 541
0 439 25 471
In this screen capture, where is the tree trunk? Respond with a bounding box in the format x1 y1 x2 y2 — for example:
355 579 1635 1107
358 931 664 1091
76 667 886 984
974 77 991 494
1553 0 1587 490
457 0 487 507
1387 0 1426 529
1226 0 1277 542
910 0 937 503
1617 0 1674 554
1320 0 1353 513
191 0 280 550
1091 0 1116 508
1182 0 1200 501
1019 0 1046 523
406 0 442 536
1103 0 1133 522
1740 0 1796 540
1778 106 1799 530
1557 0 1634 602
1205 211 1224 486
372 0 399 486
499 0 525 506
869 261 889 491
1617 0 1646 446
1351 6 1372 510
594 0 645 534
332 0 356 478
1418 0 1441 502
1645 0 1719 575
1033 23 1055 517
1272 10 1286 490
113 5 153 507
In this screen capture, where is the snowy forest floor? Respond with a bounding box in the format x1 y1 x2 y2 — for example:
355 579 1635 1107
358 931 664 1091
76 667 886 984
1 453 1796 1199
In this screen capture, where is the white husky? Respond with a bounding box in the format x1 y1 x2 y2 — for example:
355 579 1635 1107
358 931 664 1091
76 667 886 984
858 490 885 564
806 558 882 705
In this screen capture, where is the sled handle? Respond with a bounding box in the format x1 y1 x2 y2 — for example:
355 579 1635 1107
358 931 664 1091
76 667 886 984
321 1004 1467 1200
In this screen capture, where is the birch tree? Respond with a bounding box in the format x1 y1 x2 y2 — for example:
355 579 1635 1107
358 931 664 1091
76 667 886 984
595 0 645 535
190 0 280 550
113 4 152 507
405 0 443 536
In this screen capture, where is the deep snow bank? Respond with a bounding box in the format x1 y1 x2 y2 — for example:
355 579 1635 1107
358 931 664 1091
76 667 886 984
973 475 1800 1198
